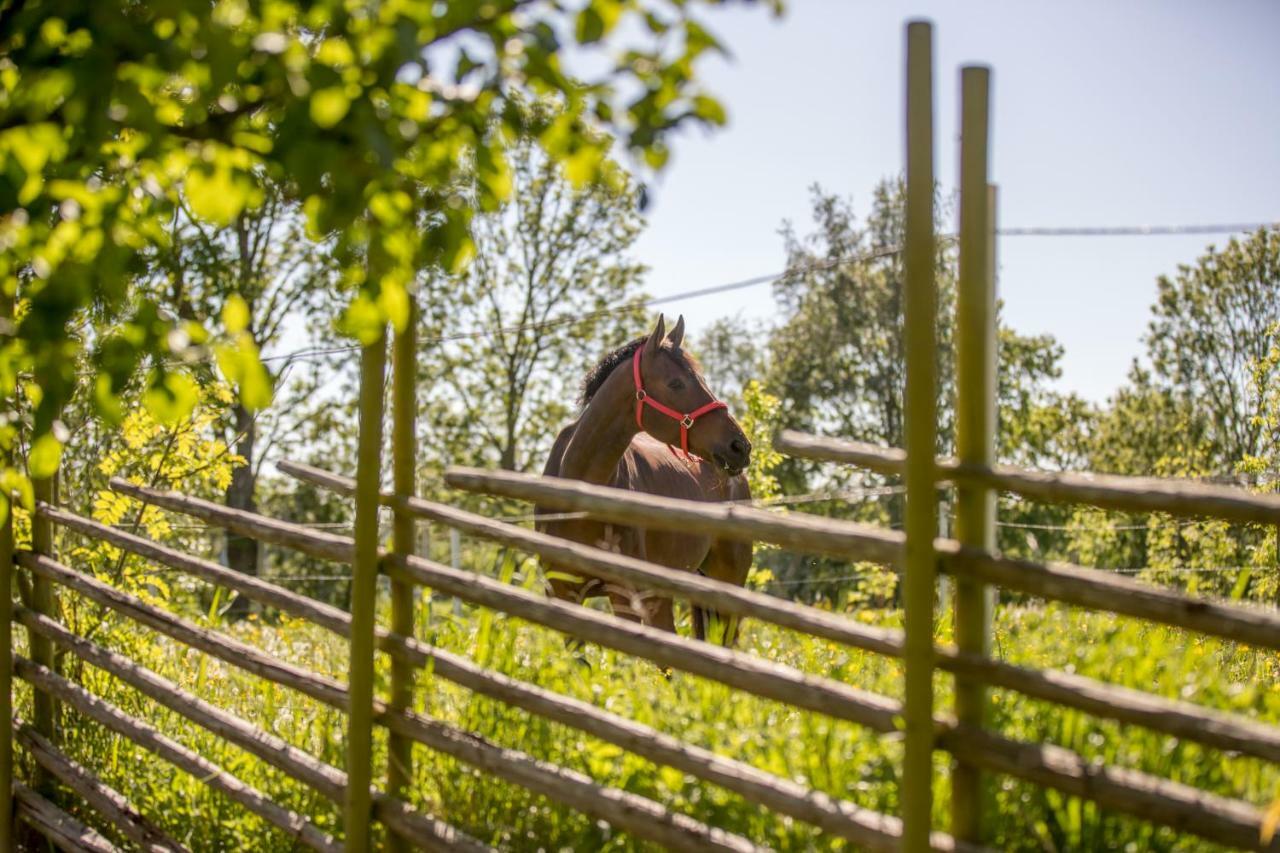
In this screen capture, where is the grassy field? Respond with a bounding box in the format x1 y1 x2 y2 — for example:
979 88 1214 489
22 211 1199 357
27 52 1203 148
15 566 1280 852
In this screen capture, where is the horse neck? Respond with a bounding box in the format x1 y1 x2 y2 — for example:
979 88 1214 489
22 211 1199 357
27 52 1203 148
559 363 639 485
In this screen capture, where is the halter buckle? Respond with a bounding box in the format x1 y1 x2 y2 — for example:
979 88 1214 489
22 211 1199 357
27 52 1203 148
635 390 647 402
681 414 694 429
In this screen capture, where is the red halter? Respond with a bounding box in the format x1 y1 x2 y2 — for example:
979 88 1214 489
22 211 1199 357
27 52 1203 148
632 344 728 456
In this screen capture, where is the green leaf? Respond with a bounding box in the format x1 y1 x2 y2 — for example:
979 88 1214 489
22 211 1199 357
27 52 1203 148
576 0 623 44
214 336 273 411
692 94 727 126
142 371 200 424
28 432 63 479
575 6 605 44
186 168 250 226
222 294 250 334
310 87 351 128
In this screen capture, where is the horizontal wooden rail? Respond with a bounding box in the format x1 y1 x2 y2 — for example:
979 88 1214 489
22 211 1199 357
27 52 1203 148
938 542 1280 651
280 460 903 655
14 779 117 853
101 478 1280 847
274 464 1280 763
438 468 1280 651
16 551 351 709
936 646 1280 763
13 655 340 852
15 719 189 853
15 608 485 853
102 483 905 733
776 430 1280 526
378 706 761 853
436 467 903 565
939 726 1280 852
40 506 936 851
14 568 757 853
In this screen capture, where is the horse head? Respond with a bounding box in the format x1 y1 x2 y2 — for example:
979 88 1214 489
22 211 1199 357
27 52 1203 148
635 314 752 476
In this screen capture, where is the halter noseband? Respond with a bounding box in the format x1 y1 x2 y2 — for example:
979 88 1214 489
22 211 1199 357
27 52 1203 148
632 344 727 456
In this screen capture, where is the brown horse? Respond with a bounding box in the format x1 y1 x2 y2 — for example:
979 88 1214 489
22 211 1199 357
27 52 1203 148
538 314 753 645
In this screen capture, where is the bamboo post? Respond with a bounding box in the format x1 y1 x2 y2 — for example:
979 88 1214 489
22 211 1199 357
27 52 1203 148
345 328 387 853
387 298 418 852
30 475 58 800
952 65 995 844
901 19 937 851
0 289 13 848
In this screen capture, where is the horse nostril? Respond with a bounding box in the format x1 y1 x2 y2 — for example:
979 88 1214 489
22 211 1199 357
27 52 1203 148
730 437 749 459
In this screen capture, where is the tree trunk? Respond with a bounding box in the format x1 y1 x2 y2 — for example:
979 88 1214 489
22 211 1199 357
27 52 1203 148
224 402 258 618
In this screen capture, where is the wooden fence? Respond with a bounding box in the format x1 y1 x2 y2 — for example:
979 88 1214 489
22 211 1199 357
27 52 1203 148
2 17 1279 853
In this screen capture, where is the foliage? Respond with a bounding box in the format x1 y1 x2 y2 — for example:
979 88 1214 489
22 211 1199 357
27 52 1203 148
1141 228 1280 468
737 379 782 504
0 0 773 520
21 575 1280 851
757 181 1079 495
735 379 781 590
416 132 647 474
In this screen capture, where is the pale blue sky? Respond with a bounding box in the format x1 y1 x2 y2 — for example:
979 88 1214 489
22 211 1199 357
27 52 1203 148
631 0 1280 403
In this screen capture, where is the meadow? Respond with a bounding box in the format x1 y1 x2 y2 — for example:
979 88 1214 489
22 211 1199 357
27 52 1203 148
16 551 1280 852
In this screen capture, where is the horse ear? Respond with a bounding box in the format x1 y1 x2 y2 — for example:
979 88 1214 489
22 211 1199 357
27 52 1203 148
668 315 686 350
646 314 666 351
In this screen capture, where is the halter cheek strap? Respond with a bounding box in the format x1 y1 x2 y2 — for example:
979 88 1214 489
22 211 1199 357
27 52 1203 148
632 344 728 456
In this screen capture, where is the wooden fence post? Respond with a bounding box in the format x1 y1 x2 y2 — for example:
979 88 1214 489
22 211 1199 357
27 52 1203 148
0 290 14 847
901 19 938 852
387 297 418 851
345 327 387 852
952 65 996 843
30 477 59 801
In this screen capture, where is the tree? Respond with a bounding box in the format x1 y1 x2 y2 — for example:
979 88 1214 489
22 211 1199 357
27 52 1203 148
1137 228 1280 474
138 189 341 597
0 0 773 520
692 180 1090 597
766 181 1077 492
693 314 768 412
417 136 647 474
1070 232 1280 596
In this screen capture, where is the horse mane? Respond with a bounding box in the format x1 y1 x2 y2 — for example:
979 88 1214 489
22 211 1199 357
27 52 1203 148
579 336 703 406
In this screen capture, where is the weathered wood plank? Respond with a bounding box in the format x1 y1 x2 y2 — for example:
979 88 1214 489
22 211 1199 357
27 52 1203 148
14 780 118 853
98 475 1280 762
272 463 1280 763
432 468 1280 651
775 430 1280 526
97 484 906 733
439 466 903 565
14 656 340 852
15 606 490 853
939 725 1280 852
15 720 189 853
40 506 937 851
15 564 762 853
938 541 1280 651
279 459 904 657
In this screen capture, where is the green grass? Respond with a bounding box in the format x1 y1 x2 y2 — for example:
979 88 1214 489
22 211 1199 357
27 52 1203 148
15 584 1280 852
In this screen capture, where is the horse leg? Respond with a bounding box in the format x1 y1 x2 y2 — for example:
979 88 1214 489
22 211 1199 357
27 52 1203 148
693 538 752 647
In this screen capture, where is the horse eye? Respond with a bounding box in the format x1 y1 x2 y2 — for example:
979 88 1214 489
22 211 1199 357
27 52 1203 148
667 378 685 392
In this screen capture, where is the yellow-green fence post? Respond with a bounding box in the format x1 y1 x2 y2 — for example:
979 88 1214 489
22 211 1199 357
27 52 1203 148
952 64 996 843
901 19 938 852
30 473 58 800
0 289 13 847
387 296 418 851
345 327 388 852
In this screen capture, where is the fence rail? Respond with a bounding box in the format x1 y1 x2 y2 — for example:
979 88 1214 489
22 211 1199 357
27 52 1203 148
3 18 1278 853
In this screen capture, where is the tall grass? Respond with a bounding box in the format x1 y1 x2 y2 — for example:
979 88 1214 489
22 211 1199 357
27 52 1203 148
15 577 1279 851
